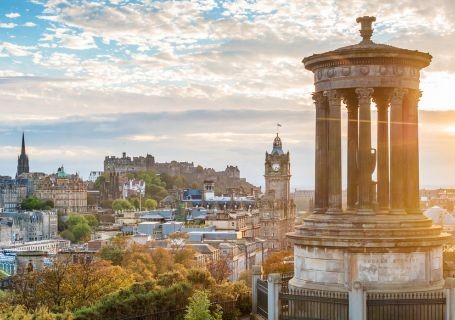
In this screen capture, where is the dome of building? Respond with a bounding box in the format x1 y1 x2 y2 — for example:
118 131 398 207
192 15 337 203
272 133 284 155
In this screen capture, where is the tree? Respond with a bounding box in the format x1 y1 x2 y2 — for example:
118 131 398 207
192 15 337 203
94 174 106 190
184 290 222 320
150 248 174 275
174 248 195 269
144 198 158 210
168 232 189 250
21 196 54 210
60 230 75 243
147 184 168 202
72 223 91 243
66 260 133 310
121 244 156 282
262 250 294 276
112 199 133 211
83 214 99 228
97 237 127 265
207 256 232 283
10 256 133 315
63 215 93 243
0 305 73 319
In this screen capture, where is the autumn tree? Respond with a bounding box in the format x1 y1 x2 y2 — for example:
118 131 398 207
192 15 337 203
150 247 174 275
37 256 73 312
97 236 127 265
262 250 294 276
65 260 133 310
121 244 156 282
10 255 133 313
174 247 196 269
207 256 232 283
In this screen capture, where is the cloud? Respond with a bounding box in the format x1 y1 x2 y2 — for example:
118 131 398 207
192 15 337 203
5 13 20 19
23 22 37 27
124 135 169 142
0 42 35 57
1 0 455 188
0 23 17 29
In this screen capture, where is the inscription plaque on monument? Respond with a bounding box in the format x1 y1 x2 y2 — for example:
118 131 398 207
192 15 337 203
353 253 426 283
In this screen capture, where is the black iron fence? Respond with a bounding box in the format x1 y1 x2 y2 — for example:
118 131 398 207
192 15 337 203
366 290 446 320
279 287 349 320
257 278 269 319
280 272 294 292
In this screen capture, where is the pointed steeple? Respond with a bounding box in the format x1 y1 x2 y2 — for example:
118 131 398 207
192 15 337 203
21 132 26 155
17 132 29 177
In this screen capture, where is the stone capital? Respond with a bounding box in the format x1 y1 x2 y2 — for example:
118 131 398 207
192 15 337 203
312 91 326 107
405 89 422 105
343 91 358 112
355 87 374 102
323 89 342 105
391 88 408 105
373 90 392 109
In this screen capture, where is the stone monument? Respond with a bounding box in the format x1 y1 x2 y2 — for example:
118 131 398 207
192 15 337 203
288 16 449 291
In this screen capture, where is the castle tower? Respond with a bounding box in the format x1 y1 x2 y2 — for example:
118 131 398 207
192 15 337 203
17 132 29 177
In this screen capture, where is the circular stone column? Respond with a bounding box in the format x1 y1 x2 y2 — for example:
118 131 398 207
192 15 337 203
290 16 449 292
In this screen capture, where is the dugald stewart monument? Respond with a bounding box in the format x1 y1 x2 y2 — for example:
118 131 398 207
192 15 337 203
289 16 449 292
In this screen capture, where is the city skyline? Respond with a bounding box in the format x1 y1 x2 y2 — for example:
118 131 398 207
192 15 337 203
1 1 455 188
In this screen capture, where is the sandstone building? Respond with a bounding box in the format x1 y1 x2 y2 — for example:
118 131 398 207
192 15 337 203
259 134 295 251
34 166 87 213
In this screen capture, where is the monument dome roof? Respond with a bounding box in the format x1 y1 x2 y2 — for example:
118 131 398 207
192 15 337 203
303 16 432 71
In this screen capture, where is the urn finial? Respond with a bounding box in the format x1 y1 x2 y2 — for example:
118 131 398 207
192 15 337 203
356 16 376 44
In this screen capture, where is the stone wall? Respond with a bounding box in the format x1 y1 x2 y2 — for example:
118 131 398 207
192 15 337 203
291 245 444 291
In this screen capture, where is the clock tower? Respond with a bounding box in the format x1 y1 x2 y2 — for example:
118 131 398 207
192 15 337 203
260 133 295 251
264 133 290 201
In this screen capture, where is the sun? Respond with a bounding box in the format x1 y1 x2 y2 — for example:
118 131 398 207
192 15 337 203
444 126 455 134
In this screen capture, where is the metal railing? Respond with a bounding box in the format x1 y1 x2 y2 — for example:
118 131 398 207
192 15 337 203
257 278 269 318
280 272 294 292
279 287 349 320
366 290 446 320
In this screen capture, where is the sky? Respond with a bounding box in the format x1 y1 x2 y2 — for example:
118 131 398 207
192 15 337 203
1 0 455 189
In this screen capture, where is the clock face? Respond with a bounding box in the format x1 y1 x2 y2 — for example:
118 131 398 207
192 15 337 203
272 163 280 172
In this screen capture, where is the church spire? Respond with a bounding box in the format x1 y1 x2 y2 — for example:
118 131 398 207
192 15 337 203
21 132 26 155
17 132 29 177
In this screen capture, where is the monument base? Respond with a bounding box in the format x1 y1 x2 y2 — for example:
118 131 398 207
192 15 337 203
288 213 449 291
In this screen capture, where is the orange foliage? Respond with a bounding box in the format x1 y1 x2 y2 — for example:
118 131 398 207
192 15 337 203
262 250 294 276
